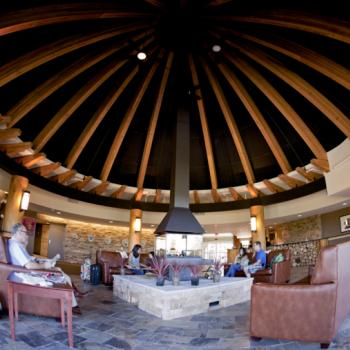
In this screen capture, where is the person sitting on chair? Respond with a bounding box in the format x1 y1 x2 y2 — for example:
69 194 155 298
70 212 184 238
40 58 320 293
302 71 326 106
225 247 249 277
127 244 146 275
243 241 266 278
8 223 82 314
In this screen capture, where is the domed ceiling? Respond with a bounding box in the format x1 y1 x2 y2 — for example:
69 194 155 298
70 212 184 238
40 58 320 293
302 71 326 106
0 0 349 210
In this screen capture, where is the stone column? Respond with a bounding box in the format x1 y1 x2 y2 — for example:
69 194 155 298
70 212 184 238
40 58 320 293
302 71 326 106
250 205 266 250
128 209 142 252
2 175 29 234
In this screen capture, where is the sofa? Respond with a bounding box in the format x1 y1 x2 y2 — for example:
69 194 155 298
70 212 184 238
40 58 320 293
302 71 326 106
0 235 61 318
234 249 291 283
250 241 350 348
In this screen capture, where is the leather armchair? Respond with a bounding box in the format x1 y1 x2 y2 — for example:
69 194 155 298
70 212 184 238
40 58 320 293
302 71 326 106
250 241 350 348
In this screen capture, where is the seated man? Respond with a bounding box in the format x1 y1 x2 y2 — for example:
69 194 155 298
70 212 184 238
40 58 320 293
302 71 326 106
8 223 81 314
243 241 266 278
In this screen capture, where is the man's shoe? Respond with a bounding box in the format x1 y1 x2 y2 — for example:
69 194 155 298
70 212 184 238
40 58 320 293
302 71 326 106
72 306 82 315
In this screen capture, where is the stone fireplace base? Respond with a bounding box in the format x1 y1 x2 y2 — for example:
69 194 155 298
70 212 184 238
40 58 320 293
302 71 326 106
113 275 253 320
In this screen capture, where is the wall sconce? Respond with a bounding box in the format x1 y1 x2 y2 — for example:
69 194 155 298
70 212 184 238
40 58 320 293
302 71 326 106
134 217 142 232
20 190 30 211
250 216 257 232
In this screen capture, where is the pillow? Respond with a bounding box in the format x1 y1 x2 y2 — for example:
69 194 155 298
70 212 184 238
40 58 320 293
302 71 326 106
270 253 284 266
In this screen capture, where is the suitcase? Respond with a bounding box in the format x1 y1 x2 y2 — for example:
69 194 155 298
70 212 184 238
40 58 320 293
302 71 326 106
90 264 101 285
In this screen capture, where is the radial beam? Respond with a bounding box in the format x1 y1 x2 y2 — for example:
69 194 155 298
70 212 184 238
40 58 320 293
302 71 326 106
154 189 162 203
278 174 306 188
211 188 222 202
216 62 291 174
193 190 200 204
15 153 46 168
137 52 174 189
0 23 149 88
189 55 219 188
69 176 93 190
0 142 32 155
101 54 163 181
111 185 126 198
89 181 110 195
226 42 350 138
201 59 255 184
134 188 144 201
33 59 128 152
0 128 21 141
220 51 327 160
296 167 322 181
263 179 285 193
229 187 243 200
247 183 262 198
49 169 77 184
311 158 330 172
31 162 61 176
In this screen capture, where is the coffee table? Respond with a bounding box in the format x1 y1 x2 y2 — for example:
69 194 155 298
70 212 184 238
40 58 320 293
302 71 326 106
7 271 74 348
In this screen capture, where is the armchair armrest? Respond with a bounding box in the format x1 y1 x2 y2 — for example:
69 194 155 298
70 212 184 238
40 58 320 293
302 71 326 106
250 283 337 343
271 260 291 283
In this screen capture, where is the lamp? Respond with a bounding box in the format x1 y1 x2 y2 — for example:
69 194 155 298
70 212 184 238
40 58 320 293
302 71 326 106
137 52 147 61
20 190 30 211
134 217 142 232
250 216 257 232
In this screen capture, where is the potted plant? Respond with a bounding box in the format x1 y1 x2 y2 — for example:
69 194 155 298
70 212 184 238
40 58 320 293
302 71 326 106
212 259 224 283
150 256 169 286
188 264 202 286
170 262 183 286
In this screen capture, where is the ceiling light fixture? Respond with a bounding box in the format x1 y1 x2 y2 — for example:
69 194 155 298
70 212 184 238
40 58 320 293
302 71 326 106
137 52 147 61
212 44 221 52
20 191 30 211
250 216 257 232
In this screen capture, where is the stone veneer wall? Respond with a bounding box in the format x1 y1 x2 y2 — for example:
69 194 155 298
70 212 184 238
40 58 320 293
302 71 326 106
64 222 155 264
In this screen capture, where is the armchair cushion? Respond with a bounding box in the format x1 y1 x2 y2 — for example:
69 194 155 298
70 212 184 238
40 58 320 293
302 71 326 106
311 245 337 285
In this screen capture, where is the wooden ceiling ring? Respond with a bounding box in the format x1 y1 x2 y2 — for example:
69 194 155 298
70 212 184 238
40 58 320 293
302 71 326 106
89 181 110 195
101 51 164 181
49 169 77 184
295 167 317 181
0 22 152 88
189 54 219 189
229 187 243 200
0 128 21 141
200 58 255 184
154 189 162 203
111 185 126 199
247 183 263 198
69 176 93 190
134 188 144 201
278 174 306 188
211 188 222 202
15 153 46 168
137 52 174 189
0 142 32 155
193 190 200 204
31 162 61 177
33 59 128 153
263 179 285 193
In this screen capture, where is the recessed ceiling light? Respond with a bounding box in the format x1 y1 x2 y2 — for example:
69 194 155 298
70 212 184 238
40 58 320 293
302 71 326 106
56 211 61 215
297 214 303 217
212 44 221 52
109 220 114 223
269 226 273 229
137 52 147 60
150 224 155 228
342 202 348 206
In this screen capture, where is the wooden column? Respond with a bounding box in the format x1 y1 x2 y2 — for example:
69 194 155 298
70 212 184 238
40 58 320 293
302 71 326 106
128 209 142 252
250 205 266 250
2 175 29 234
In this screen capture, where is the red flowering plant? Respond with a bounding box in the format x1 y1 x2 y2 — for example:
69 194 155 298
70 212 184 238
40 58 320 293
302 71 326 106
150 256 170 279
170 261 184 278
212 259 224 274
188 264 203 278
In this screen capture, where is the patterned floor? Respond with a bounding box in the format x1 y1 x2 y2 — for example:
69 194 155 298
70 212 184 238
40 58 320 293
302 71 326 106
0 276 349 350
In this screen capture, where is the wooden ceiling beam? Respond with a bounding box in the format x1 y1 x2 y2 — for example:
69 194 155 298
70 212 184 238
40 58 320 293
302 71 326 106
278 174 306 188
137 52 174 189
134 188 144 201
111 185 126 199
0 115 11 124
69 176 93 190
247 183 263 198
31 162 61 177
263 179 285 193
189 54 219 188
0 23 150 88
33 59 128 152
221 51 327 160
154 189 161 203
225 42 350 139
0 128 21 141
0 142 32 155
201 59 255 184
89 181 110 195
15 152 46 168
101 53 163 181
311 158 330 172
211 188 222 203
49 170 77 184
295 167 319 181
229 187 243 200
193 190 200 204
217 62 291 174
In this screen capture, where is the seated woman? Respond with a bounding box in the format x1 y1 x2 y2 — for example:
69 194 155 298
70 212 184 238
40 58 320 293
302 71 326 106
127 244 146 275
225 247 249 277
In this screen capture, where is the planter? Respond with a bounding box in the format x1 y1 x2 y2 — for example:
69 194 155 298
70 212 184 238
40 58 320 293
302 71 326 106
156 277 165 286
213 272 221 283
120 267 125 276
172 275 180 286
191 276 199 286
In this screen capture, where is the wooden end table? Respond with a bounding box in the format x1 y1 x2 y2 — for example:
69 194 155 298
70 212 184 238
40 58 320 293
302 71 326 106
7 271 74 348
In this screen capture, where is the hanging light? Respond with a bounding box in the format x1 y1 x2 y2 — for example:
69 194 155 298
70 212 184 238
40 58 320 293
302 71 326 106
250 216 257 232
212 44 221 52
20 191 30 211
137 52 147 61
134 217 142 232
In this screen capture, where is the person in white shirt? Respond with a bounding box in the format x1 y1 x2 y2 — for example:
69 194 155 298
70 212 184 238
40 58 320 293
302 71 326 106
9 223 81 314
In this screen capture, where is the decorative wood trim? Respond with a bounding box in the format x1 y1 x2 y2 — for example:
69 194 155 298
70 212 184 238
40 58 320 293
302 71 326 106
189 55 219 188
0 142 32 155
101 53 163 181
278 174 306 188
201 59 255 184
247 183 262 198
221 51 327 159
0 128 21 141
211 188 222 202
31 162 61 177
229 187 243 200
134 188 144 201
89 181 110 195
154 189 161 203
15 153 46 168
0 115 11 124
69 176 93 190
295 167 319 181
193 190 200 204
263 179 285 193
217 62 291 174
49 170 77 184
111 185 126 199
137 52 174 189
311 158 330 172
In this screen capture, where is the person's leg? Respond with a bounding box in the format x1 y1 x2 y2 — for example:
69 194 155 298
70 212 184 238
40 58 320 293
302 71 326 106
131 269 144 275
243 265 251 278
225 263 241 277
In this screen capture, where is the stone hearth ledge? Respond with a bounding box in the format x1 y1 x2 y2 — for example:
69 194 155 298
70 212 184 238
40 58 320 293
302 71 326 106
113 275 253 320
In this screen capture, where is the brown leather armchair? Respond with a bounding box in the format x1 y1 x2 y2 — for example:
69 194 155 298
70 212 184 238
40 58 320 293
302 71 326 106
250 241 350 348
236 249 291 283
0 235 61 318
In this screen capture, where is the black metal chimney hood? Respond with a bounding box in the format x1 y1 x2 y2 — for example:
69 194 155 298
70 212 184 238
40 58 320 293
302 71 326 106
155 92 204 236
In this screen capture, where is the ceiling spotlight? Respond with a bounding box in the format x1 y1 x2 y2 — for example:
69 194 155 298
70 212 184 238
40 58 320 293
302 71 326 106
137 52 147 61
212 44 221 53
109 220 114 224
342 202 348 206
57 211 61 215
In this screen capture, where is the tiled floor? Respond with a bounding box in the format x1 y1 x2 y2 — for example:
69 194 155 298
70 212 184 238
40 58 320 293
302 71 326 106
0 275 349 350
